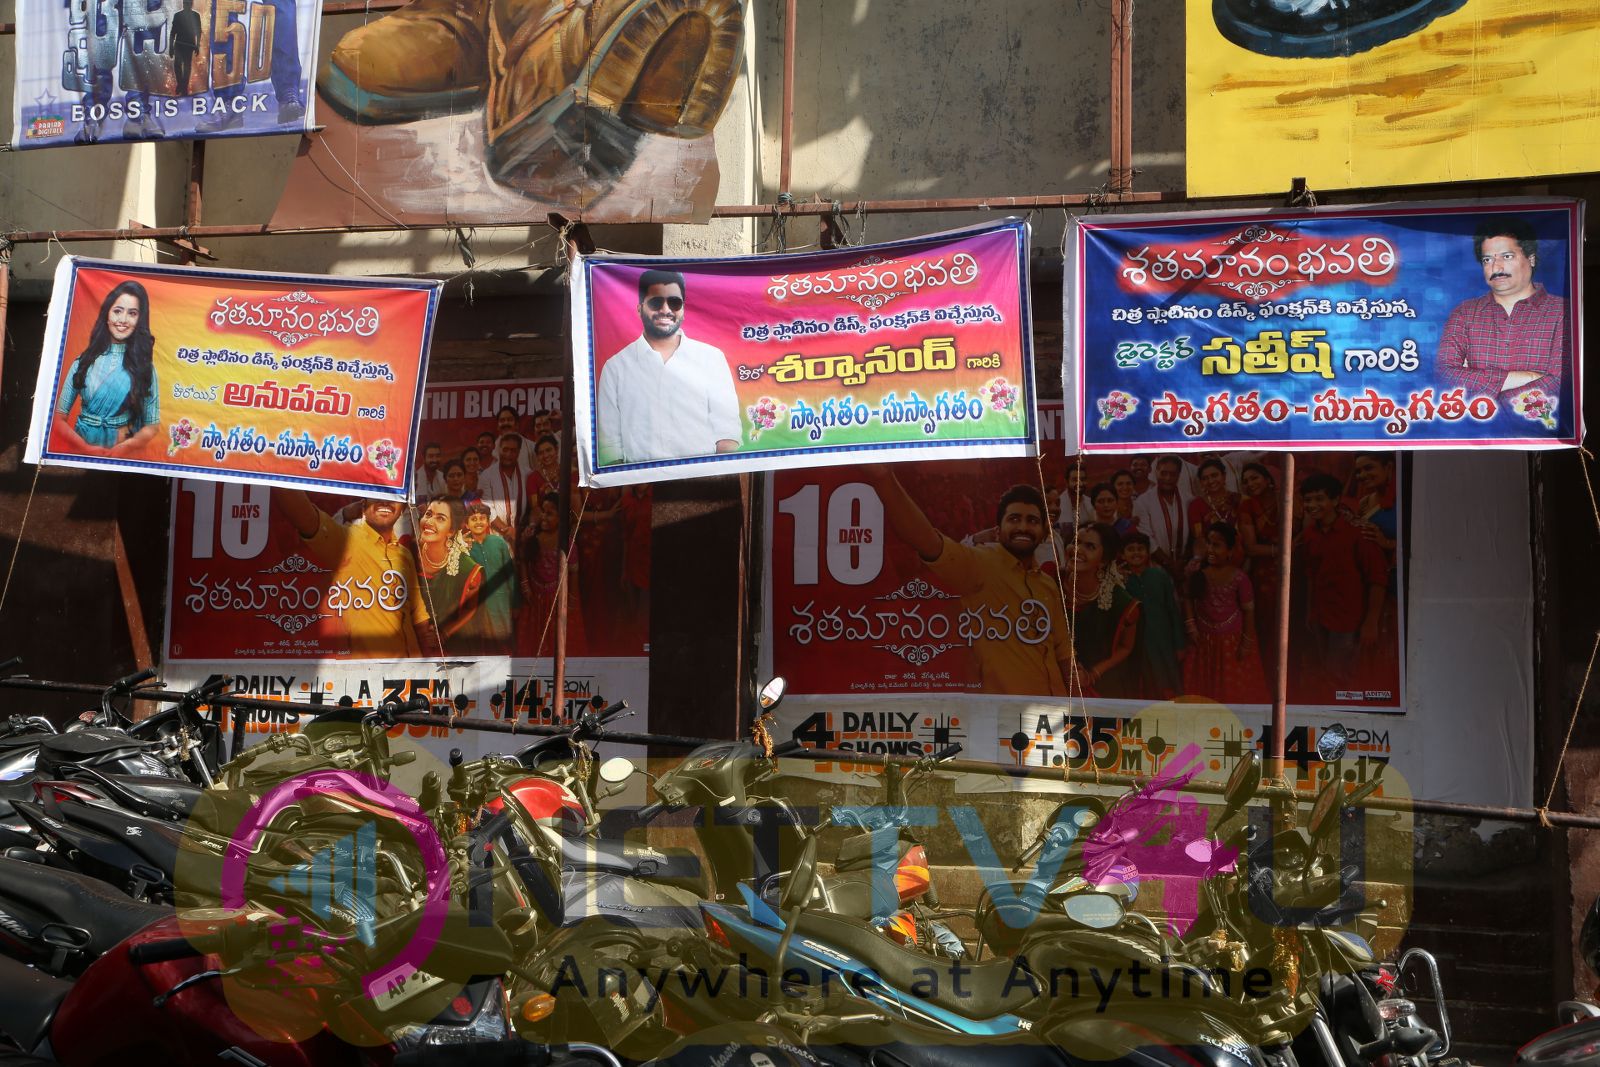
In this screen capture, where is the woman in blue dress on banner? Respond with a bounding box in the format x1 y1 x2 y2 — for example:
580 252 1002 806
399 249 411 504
55 281 160 456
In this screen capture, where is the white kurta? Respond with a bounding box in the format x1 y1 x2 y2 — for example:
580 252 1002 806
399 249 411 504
596 333 743 465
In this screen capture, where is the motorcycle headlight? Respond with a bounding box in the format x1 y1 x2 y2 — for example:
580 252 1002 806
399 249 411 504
391 982 510 1050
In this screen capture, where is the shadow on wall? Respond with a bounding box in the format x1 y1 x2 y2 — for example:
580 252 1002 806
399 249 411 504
0 301 168 720
754 0 1185 247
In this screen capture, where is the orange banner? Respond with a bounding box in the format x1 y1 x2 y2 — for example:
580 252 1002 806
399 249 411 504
26 257 441 499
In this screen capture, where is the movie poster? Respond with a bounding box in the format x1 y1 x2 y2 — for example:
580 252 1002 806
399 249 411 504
165 378 651 663
26 257 440 498
573 220 1037 487
14 0 321 146
768 404 1404 715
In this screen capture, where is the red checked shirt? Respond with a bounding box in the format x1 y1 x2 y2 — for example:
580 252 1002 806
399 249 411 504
1433 283 1568 398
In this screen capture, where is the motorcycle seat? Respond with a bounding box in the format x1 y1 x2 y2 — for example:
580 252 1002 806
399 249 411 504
0 856 171 959
50 800 182 880
37 729 150 762
0 951 70 1053
65 770 201 821
790 910 1043 1020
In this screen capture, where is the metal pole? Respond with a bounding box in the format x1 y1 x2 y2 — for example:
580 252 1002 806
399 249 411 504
0 677 1591 829
779 0 797 195
0 193 1171 247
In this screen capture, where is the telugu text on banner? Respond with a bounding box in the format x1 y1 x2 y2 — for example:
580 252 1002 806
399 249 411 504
572 220 1037 487
14 0 321 147
1069 201 1583 453
26 257 441 498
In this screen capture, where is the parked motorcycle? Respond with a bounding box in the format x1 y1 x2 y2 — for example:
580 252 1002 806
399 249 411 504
1514 894 1600 1064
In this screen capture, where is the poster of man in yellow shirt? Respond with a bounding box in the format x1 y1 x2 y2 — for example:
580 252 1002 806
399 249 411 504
860 466 1082 697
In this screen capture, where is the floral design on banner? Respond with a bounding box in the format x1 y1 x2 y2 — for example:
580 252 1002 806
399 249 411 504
1097 390 1138 429
746 396 789 440
1512 388 1558 430
168 417 199 456
370 439 403 480
979 376 1020 420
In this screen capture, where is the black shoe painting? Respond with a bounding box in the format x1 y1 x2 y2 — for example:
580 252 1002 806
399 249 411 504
1212 0 1471 58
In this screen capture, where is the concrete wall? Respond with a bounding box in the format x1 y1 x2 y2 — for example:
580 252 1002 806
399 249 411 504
1 0 1184 281
749 0 1184 250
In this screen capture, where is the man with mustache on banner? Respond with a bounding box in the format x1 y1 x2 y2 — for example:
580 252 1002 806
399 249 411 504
1434 217 1569 403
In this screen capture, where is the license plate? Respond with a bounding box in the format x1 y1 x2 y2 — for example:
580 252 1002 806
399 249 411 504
370 967 445 1012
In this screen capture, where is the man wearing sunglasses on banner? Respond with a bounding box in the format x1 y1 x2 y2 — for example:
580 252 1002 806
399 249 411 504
595 270 742 467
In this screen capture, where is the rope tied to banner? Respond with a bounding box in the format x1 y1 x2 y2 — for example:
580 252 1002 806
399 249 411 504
518 487 591 721
1035 450 1099 785
1535 447 1600 828
0 466 43 620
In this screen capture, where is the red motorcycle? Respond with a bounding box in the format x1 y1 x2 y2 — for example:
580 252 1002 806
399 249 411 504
0 876 574 1066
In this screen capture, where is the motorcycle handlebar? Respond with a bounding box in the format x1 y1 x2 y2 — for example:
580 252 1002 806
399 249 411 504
770 739 808 757
188 678 228 704
0 657 20 675
116 668 160 689
595 699 629 723
930 743 963 763
636 800 666 822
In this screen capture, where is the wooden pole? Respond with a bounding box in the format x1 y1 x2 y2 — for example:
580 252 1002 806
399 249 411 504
1109 0 1133 193
551 223 591 720
1270 453 1295 818
183 141 205 263
779 0 797 194
0 253 9 399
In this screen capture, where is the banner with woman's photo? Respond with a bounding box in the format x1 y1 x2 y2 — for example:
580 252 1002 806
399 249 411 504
766 403 1404 714
572 219 1036 487
26 257 440 498
1069 199 1583 451
165 377 651 663
13 0 321 147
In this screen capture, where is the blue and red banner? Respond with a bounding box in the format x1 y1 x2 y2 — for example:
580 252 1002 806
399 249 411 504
1069 199 1583 452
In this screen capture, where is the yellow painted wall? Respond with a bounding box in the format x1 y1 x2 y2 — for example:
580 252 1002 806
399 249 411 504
1187 0 1600 197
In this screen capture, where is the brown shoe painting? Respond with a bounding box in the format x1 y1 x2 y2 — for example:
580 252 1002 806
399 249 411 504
316 0 743 197
318 0 493 123
485 0 745 192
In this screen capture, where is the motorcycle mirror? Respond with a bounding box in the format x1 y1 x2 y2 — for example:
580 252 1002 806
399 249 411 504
759 677 787 712
598 757 634 785
772 834 819 1006
1309 773 1343 838
1217 751 1261 823
780 834 819 913
1317 724 1349 764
